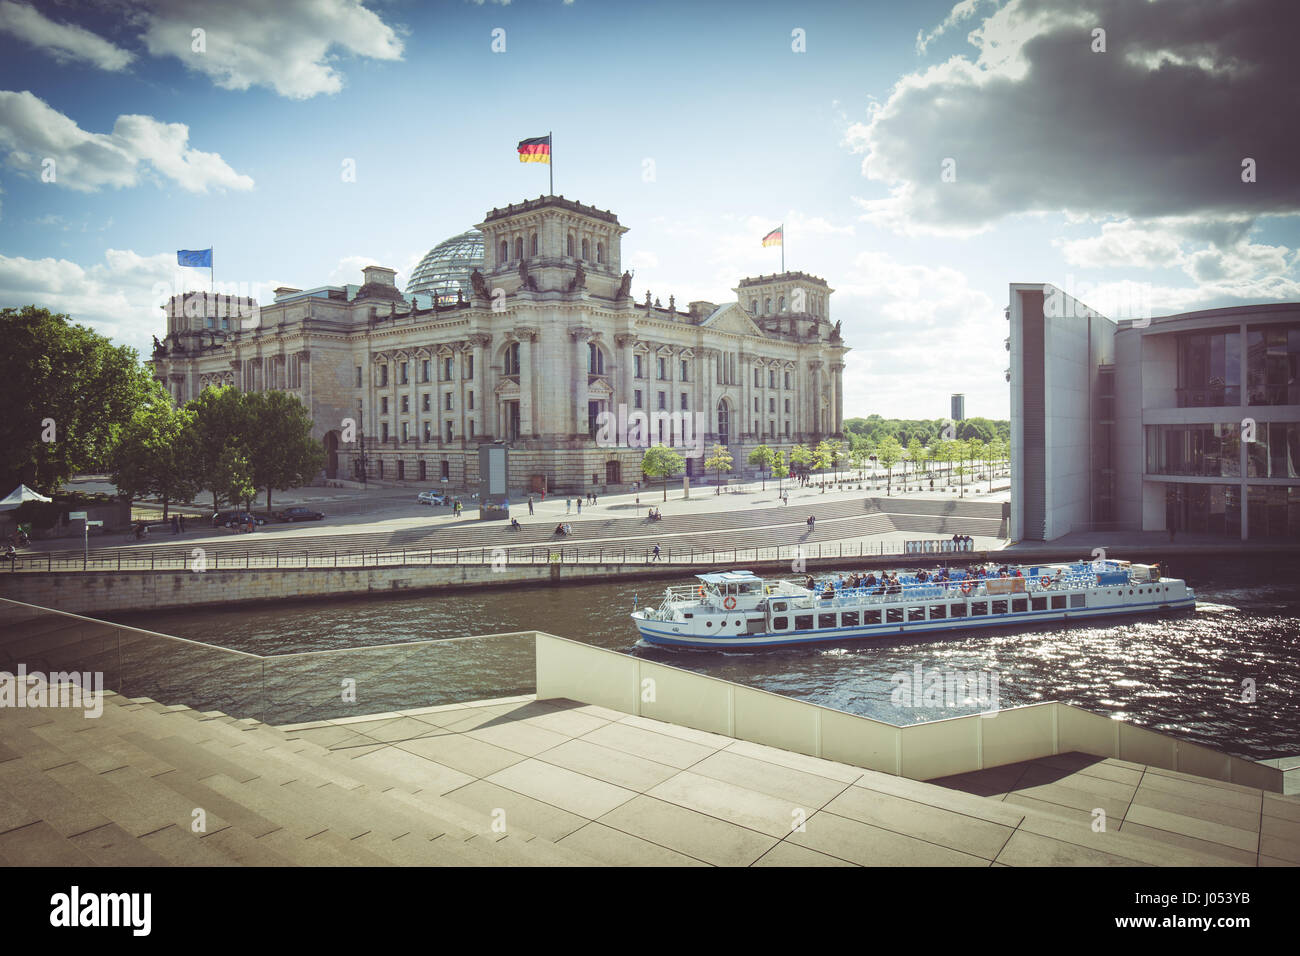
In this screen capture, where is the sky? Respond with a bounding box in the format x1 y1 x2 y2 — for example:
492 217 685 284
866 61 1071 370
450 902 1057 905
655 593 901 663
1 0 1297 422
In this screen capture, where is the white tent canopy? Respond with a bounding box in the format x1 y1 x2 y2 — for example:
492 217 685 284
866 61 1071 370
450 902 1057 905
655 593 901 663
0 485 53 512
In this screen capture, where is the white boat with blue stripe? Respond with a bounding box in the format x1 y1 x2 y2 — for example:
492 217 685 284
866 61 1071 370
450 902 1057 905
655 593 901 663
631 561 1196 649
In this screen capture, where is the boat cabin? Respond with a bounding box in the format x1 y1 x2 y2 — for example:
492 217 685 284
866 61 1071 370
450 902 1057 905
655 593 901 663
696 571 765 612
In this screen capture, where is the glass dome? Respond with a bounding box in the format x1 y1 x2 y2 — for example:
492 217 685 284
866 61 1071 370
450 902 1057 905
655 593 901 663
405 229 485 304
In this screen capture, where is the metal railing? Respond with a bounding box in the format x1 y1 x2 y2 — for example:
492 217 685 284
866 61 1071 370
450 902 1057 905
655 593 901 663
2 538 998 574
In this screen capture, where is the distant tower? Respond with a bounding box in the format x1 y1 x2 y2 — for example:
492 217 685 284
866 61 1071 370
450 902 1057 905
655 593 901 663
951 393 966 421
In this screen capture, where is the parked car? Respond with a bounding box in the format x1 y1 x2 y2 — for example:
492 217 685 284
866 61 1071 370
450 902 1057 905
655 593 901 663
275 507 325 522
212 511 267 528
417 490 450 505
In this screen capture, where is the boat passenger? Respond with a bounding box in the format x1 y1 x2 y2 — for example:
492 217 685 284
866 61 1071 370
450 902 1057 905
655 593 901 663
805 575 816 591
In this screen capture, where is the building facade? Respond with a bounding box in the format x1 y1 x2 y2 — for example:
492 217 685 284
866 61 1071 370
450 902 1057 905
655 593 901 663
149 195 849 494
1009 283 1299 541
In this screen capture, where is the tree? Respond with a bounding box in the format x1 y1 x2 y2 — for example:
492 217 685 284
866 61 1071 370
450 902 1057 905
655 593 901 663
0 306 153 493
216 445 256 513
772 449 786 493
747 444 775 490
906 438 923 484
876 436 903 496
789 444 812 484
243 390 326 512
189 386 251 514
812 441 834 492
953 440 969 496
641 446 685 502
111 380 200 519
704 444 733 494
848 440 872 479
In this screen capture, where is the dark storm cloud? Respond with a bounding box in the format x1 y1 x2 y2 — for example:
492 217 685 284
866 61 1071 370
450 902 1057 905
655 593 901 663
851 0 1300 234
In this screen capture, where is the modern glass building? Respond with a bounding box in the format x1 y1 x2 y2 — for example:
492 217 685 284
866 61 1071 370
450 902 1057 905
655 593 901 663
1009 287 1300 542
404 229 485 304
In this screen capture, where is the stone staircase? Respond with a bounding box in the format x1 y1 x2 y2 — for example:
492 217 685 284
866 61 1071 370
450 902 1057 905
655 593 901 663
0 686 602 866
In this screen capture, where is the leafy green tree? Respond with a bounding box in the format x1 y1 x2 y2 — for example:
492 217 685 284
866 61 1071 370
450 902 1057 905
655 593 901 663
747 444 775 490
189 386 251 514
906 438 923 483
772 449 786 492
788 444 812 482
0 306 153 493
704 444 733 494
243 390 325 511
111 380 200 519
876 436 903 496
216 445 256 513
642 446 685 502
812 440 834 491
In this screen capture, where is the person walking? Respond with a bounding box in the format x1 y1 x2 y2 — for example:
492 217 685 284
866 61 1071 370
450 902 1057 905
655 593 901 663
651 543 662 562
566 498 571 514
577 499 582 515
528 496 534 515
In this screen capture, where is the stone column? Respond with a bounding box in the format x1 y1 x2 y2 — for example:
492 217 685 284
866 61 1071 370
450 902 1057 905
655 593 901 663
467 333 490 441
515 327 538 438
831 361 845 436
616 333 636 416
569 326 593 436
808 359 824 441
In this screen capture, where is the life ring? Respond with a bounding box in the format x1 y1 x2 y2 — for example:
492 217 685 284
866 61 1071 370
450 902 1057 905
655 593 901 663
723 596 737 610
1039 575 1051 589
697 586 704 599
960 582 972 596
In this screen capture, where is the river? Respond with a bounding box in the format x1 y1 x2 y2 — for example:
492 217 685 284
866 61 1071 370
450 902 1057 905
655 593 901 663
106 552 1300 761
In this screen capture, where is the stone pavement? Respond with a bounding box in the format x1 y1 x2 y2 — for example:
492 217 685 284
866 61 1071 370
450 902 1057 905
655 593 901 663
2 686 1295 866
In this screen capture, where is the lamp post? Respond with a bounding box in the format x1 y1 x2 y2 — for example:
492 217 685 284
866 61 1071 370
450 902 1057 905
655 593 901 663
356 401 369 488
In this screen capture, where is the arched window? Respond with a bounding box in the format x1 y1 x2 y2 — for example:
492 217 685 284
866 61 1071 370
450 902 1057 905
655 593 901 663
778 295 786 312
751 299 758 314
597 242 605 264
514 236 523 259
581 238 589 260
504 342 520 375
530 232 538 256
588 343 604 375
567 233 575 257
764 298 772 315
499 240 508 265
717 400 730 447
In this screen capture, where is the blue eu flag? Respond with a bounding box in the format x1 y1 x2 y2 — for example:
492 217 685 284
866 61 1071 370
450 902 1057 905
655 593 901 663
177 248 212 268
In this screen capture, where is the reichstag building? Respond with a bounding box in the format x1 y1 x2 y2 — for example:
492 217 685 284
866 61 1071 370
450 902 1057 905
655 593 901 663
149 195 850 494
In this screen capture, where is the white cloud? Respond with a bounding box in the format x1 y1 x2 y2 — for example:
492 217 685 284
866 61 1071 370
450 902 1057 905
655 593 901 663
0 249 281 358
835 251 1006 419
138 0 404 99
0 0 135 71
0 90 254 192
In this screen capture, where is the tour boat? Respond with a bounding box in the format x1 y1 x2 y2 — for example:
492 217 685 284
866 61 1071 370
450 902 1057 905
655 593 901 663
631 561 1196 648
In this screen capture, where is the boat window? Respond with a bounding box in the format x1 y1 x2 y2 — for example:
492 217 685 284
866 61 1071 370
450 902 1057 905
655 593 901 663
1011 598 1028 613
929 604 947 620
772 616 788 630
1070 594 1086 608
773 602 787 612
841 610 859 626
683 613 693 619
795 614 813 630
1030 597 1047 611
950 603 967 617
887 608 904 623
865 610 882 625
992 600 1008 615
1050 595 1066 610
971 601 988 616
706 621 713 627
819 613 837 629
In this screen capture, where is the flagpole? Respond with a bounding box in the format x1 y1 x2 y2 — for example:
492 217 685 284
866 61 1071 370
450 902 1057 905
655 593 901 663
781 224 785 274
549 130 553 196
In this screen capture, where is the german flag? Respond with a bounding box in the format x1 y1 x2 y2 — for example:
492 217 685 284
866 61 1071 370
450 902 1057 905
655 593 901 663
517 135 552 164
762 226 783 247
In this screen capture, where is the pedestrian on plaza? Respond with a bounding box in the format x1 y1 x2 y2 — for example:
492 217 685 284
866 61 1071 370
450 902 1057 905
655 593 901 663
577 499 582 515
592 493 598 506
528 496 534 515
651 543 662 562
566 498 571 514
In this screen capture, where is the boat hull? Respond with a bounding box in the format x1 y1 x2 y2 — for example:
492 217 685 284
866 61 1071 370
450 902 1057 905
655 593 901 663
633 594 1197 649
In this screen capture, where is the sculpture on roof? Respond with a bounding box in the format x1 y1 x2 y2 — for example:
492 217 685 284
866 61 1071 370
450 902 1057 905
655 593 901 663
152 334 165 356
568 260 587 293
830 320 842 342
470 269 489 299
617 271 632 299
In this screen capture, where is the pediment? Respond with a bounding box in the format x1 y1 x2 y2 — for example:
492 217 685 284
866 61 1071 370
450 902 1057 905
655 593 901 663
702 303 765 337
